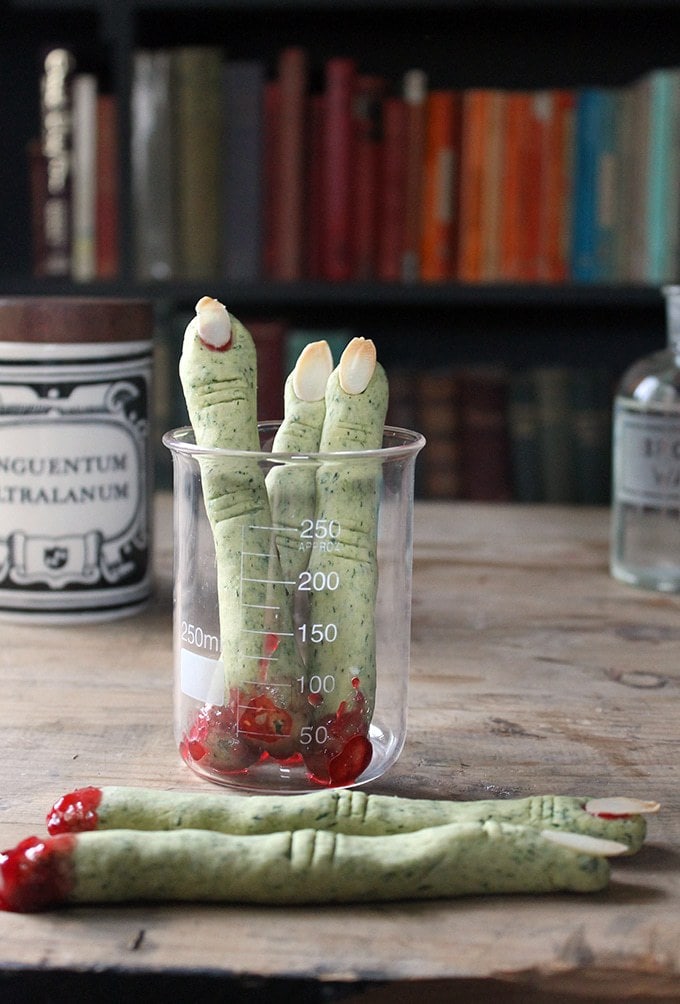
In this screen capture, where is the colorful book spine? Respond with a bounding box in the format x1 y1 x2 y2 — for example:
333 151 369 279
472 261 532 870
39 46 76 277
305 92 326 279
498 91 530 281
415 368 461 498
273 47 308 281
27 139 49 277
353 75 386 280
571 88 618 283
322 57 357 281
537 89 575 282
222 59 265 282
642 68 680 284
131 49 175 281
457 89 492 282
377 96 407 281
262 79 281 279
95 93 119 279
71 72 98 282
507 370 543 503
401 68 428 282
571 368 612 505
532 366 576 503
518 91 547 282
172 45 224 280
419 90 461 282
458 366 512 501
479 89 505 281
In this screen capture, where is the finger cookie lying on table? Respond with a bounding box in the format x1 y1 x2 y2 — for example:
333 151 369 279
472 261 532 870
45 785 659 854
0 819 628 912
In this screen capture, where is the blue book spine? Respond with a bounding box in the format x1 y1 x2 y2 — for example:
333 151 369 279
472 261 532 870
570 88 602 283
645 69 680 284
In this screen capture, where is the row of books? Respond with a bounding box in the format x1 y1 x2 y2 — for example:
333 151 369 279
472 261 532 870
388 364 614 504
129 46 680 286
29 47 119 281
28 44 680 288
150 308 613 504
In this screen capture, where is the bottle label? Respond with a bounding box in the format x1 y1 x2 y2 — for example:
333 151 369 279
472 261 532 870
0 350 152 618
615 404 680 507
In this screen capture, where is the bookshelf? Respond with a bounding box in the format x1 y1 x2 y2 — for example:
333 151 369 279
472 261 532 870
4 0 680 498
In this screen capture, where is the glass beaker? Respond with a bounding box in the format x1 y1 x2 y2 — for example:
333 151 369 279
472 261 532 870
163 422 424 793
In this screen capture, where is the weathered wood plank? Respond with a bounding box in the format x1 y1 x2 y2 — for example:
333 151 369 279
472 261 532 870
0 496 678 998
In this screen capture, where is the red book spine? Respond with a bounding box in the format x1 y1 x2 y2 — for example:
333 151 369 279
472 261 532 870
262 80 281 279
96 93 119 278
305 93 326 279
322 57 357 281
377 96 407 281
352 74 386 280
498 91 530 280
27 139 49 277
538 89 575 281
274 47 308 280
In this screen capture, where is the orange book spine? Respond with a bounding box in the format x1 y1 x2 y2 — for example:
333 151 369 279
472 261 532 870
499 91 531 280
480 90 505 280
457 89 491 282
95 93 119 278
419 90 461 281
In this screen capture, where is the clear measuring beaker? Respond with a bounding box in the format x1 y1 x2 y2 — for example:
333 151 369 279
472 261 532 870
163 422 425 793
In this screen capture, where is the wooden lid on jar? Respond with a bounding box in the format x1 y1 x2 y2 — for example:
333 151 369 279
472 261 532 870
0 297 153 344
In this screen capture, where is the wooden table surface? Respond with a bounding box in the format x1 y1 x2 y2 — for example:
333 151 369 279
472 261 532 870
1 495 679 1002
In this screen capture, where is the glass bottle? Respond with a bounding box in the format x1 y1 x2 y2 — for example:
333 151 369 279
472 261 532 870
610 285 680 590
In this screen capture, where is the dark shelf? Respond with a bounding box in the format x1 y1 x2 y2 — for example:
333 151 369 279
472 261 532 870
0 277 665 311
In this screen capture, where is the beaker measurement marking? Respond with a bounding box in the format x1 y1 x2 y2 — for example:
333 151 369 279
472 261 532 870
242 549 275 559
300 725 330 746
247 523 296 534
243 627 295 638
300 518 341 539
241 578 295 586
298 622 338 643
180 620 219 653
244 602 281 611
